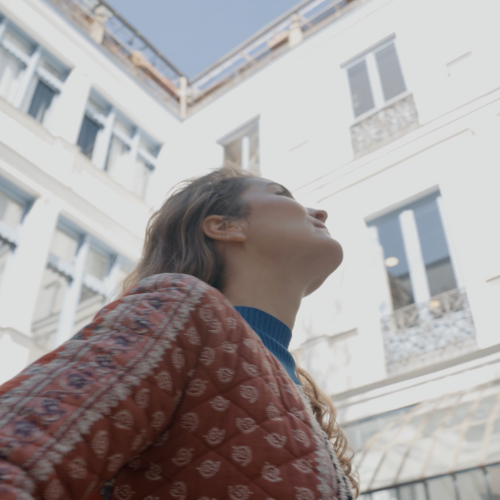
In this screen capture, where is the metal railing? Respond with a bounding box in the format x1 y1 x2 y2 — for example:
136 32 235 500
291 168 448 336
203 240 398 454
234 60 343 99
46 0 185 110
46 0 356 114
381 288 477 374
189 0 353 101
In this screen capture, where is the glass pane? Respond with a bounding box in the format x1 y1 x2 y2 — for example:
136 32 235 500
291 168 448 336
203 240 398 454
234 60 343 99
28 80 56 124
0 46 24 103
455 469 488 500
2 29 34 55
248 126 260 174
0 333 29 386
343 409 411 453
444 402 472 428
139 138 158 157
425 427 461 476
486 417 500 463
105 135 130 178
85 248 109 280
77 116 100 158
487 464 500 498
426 475 456 500
375 216 414 309
372 489 398 500
32 266 69 326
348 59 375 117
39 58 66 81
133 157 151 198
471 396 497 422
399 438 432 483
455 424 485 470
0 240 11 284
73 286 104 334
359 448 385 489
224 139 242 167
375 43 406 101
398 483 426 500
413 200 456 297
49 228 78 263
372 443 408 489
0 191 23 227
113 119 133 137
88 96 108 116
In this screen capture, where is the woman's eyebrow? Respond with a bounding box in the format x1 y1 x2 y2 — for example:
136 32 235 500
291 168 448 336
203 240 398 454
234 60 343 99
267 182 294 198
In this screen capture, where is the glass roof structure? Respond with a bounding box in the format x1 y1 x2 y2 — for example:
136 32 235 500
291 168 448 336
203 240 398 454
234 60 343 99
351 380 500 493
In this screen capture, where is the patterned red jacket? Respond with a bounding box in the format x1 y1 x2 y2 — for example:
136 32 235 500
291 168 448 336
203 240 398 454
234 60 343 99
0 274 353 500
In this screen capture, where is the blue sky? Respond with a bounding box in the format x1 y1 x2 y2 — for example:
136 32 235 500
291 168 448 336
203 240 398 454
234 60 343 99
105 0 301 78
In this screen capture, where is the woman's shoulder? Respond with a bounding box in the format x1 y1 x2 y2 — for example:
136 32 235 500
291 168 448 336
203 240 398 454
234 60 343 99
97 273 237 332
124 273 222 298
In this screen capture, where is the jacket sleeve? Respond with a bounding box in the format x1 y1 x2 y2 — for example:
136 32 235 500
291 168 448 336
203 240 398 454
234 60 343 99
0 274 212 500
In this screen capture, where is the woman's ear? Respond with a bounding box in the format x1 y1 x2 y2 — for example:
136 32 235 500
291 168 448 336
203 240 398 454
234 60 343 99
202 215 247 243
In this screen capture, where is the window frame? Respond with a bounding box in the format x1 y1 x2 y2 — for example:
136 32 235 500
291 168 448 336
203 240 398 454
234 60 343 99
32 218 130 346
0 176 33 247
218 117 260 174
0 16 68 128
367 191 462 312
0 177 34 296
77 91 160 199
343 37 408 122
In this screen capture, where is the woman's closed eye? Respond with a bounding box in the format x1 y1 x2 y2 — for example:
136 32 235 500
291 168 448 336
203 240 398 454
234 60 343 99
275 188 293 198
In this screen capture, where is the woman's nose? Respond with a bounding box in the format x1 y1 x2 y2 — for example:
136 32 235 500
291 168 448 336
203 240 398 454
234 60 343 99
308 208 328 223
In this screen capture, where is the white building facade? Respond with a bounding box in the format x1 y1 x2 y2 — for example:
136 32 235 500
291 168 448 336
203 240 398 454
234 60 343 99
1 0 500 498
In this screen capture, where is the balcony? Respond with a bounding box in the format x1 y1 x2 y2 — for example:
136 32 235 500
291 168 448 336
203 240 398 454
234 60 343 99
350 93 420 156
381 288 477 375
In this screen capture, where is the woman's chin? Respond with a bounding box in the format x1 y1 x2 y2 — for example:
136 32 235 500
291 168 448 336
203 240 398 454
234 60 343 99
303 247 343 297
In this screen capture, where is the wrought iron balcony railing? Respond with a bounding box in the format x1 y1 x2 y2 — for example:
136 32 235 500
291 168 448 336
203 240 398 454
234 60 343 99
381 288 477 375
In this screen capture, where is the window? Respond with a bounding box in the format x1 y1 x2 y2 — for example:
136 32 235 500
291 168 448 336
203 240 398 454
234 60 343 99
27 80 55 123
0 180 29 287
372 489 398 500
488 464 500 498
77 92 160 199
398 483 426 500
362 467 498 500
77 116 100 158
219 119 260 174
345 39 406 118
31 223 124 347
368 193 457 311
426 476 455 500
32 228 78 343
0 17 68 126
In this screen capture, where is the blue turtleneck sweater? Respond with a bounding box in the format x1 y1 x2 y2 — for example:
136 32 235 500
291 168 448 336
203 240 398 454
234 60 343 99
234 306 300 385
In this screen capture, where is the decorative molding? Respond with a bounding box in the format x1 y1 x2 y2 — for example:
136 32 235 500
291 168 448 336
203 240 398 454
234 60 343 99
350 94 420 156
381 288 477 375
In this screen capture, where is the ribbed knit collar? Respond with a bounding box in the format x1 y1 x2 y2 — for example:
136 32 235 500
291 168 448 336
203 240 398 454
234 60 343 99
234 306 300 385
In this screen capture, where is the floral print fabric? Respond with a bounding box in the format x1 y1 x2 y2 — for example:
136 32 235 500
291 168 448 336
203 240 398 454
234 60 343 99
0 274 352 500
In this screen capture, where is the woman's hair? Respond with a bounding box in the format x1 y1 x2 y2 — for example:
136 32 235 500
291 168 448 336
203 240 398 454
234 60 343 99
123 167 358 496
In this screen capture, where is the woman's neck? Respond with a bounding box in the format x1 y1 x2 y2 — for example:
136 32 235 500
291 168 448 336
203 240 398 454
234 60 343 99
222 267 305 330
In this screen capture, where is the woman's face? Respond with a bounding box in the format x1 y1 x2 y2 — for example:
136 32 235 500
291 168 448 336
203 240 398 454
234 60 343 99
238 177 343 289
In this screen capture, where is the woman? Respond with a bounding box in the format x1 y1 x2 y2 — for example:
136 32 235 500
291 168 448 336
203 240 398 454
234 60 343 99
0 168 358 500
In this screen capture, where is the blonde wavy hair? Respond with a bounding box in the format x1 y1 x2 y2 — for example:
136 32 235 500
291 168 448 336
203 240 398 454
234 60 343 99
123 167 359 496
